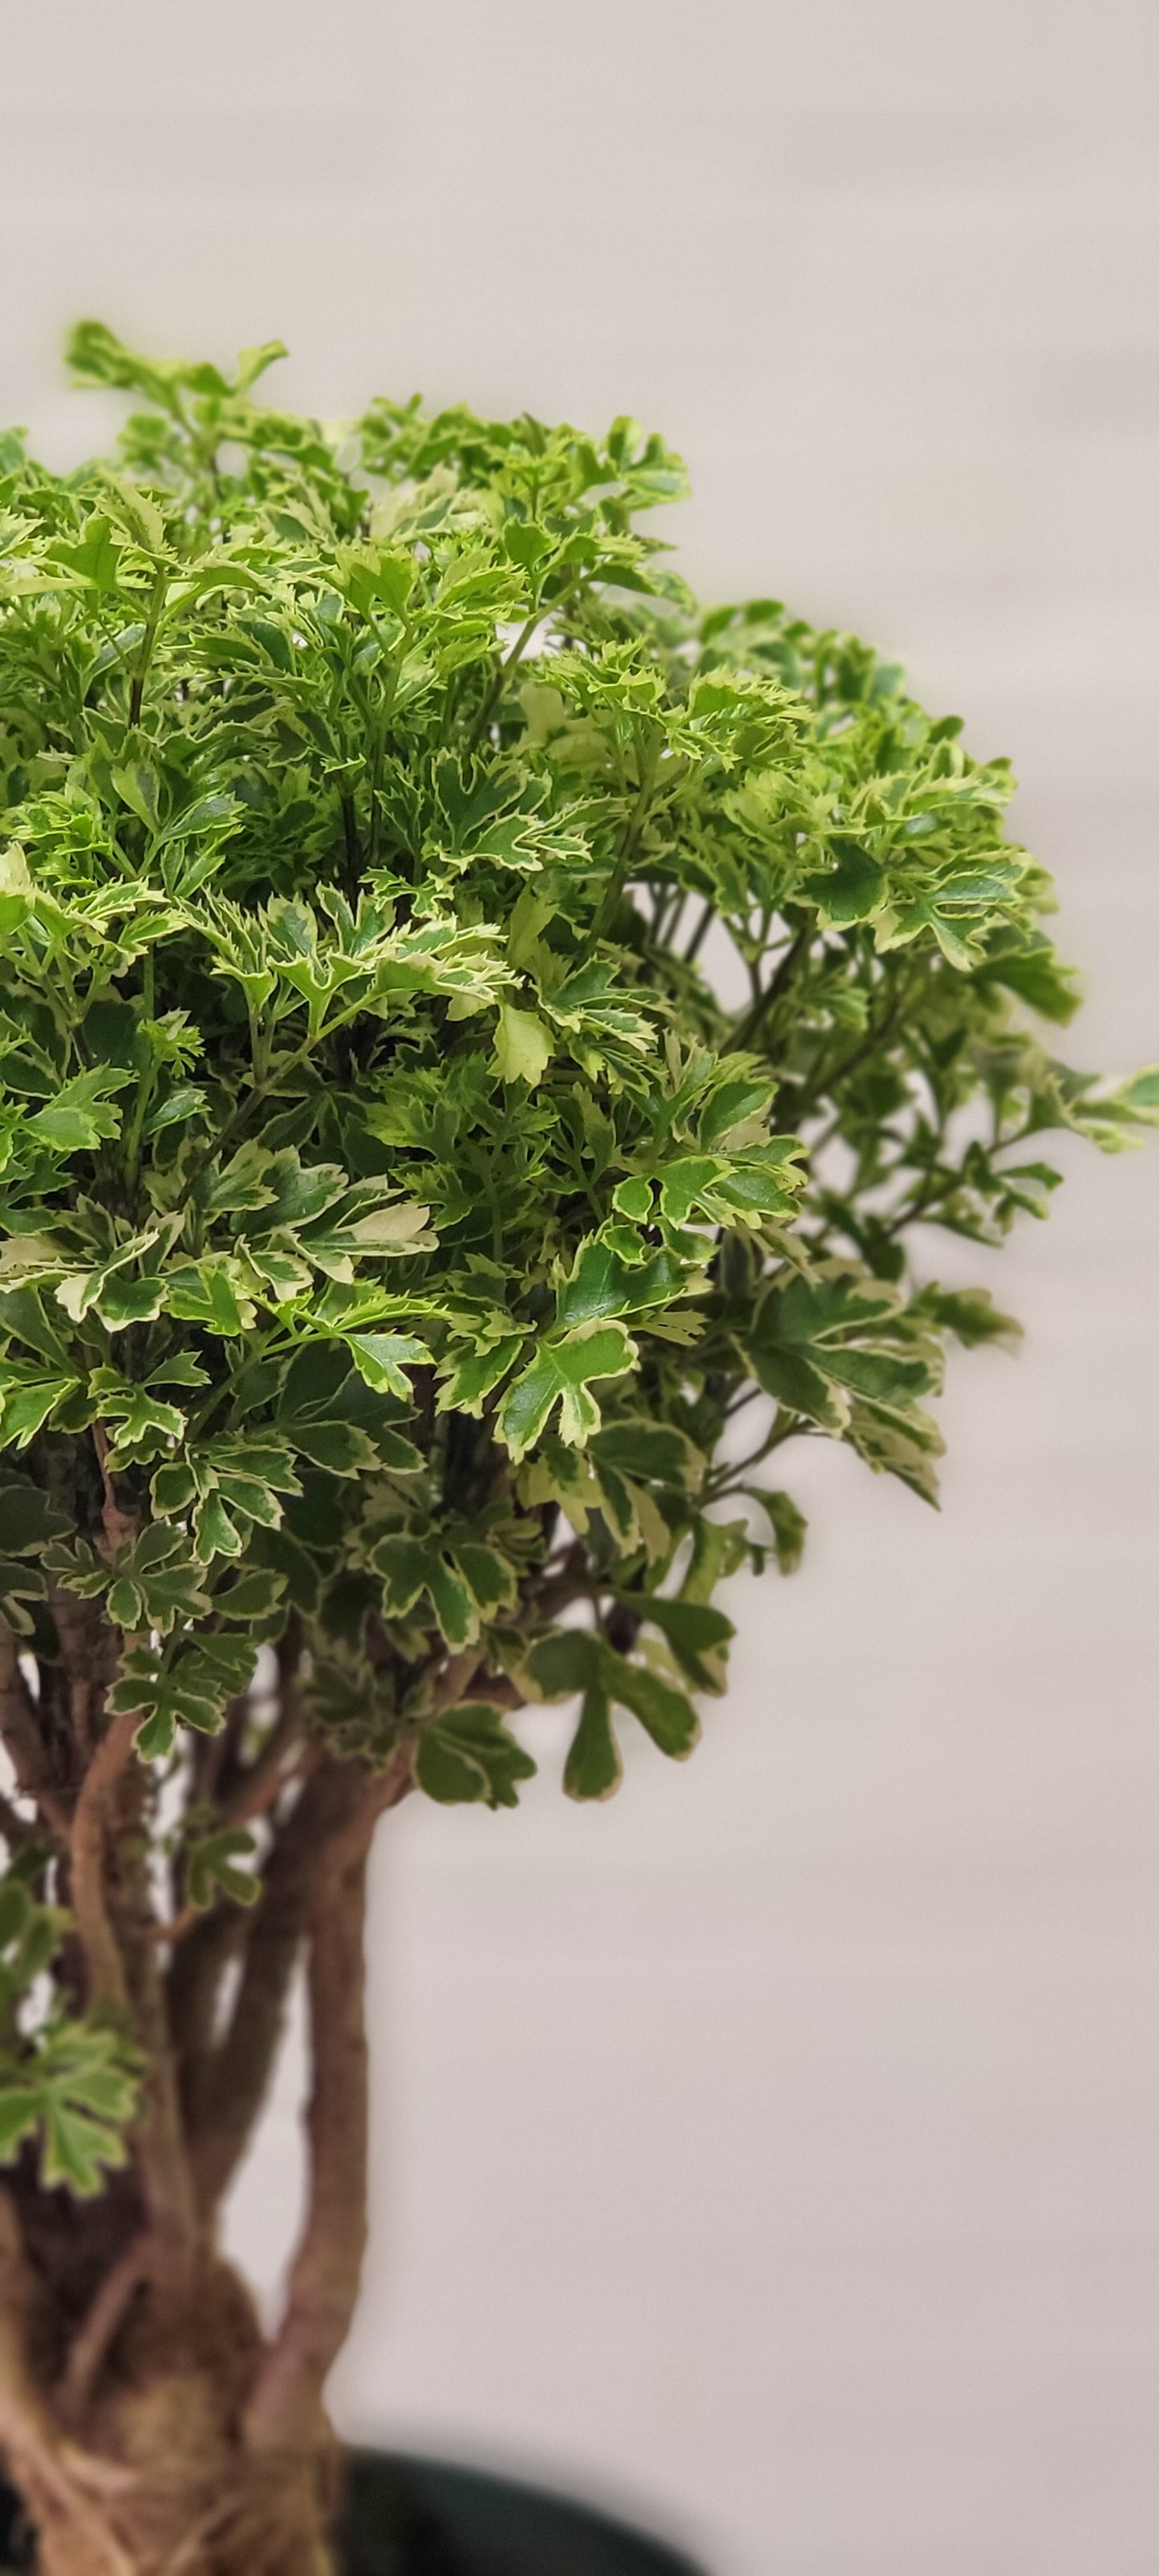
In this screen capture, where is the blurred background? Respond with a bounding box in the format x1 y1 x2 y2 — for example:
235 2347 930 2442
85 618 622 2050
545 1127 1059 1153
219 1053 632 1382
2 5 1157 2569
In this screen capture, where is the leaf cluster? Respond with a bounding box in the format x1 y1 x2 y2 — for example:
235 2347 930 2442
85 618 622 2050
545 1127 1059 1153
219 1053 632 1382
0 326 1149 2198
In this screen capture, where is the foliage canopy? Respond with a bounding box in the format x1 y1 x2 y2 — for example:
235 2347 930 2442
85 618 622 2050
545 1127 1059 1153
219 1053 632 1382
0 322 1153 2193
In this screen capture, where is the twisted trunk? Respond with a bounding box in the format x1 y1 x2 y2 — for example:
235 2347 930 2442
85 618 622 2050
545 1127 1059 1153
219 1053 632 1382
0 1460 522 2573
10 2258 338 2574
0 1725 411 2575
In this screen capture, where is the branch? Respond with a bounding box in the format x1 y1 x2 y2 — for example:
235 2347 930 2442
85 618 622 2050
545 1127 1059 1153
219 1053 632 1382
0 2187 61 2468
462 1672 524 1713
244 1749 411 2452
730 918 811 1054
794 972 910 1120
186 1756 371 2214
682 896 715 963
165 1901 251 2116
47 1585 111 1768
68 1707 140 2010
90 1424 137 1557
426 1645 483 1717
0 1631 68 1839
56 2233 152 2422
218 1690 310 1832
93 1754 202 2286
128 566 168 728
470 606 542 747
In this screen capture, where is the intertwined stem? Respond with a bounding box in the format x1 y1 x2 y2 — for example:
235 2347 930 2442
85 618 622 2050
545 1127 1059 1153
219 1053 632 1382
0 1574 429 2571
245 1751 410 2452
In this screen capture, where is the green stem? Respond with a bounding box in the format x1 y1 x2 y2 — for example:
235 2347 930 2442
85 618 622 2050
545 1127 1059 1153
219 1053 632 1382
706 1417 798 1496
173 986 387 1213
471 608 543 748
128 567 169 728
683 898 715 963
793 971 910 1119
340 792 361 899
122 952 157 1185
731 919 810 1054
592 748 659 942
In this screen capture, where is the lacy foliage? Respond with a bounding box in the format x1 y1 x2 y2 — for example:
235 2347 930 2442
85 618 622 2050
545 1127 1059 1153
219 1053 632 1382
0 323 1152 2188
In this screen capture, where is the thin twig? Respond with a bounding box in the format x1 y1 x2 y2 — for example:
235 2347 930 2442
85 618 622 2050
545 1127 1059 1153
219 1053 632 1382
682 897 715 963
794 971 910 1120
128 567 168 728
57 2235 152 2421
730 918 811 1053
470 608 543 747
217 1685 310 1830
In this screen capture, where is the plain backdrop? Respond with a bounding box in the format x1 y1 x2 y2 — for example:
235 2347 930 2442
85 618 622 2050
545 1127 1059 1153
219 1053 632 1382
2 6 1157 2571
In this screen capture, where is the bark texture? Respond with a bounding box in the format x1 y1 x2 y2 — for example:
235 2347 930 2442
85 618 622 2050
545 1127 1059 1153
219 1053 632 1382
0 1599 415 2576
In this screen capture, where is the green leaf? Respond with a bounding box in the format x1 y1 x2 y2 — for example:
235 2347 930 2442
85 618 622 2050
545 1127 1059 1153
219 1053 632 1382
109 1637 256 1756
655 1156 725 1226
0 1474 72 1557
0 2021 140 2198
497 1321 637 1460
185 1827 261 1911
436 1333 527 1417
48 1526 213 1635
415 1702 536 1807
0 843 33 931
214 1564 287 1622
0 1880 64 2009
742 1487 807 1574
913 1284 1023 1351
553 1239 687 1329
742 1268 938 1452
282 1414 379 1477
370 1534 476 1649
0 1557 47 1635
89 1371 185 1471
493 1004 553 1088
0 336 1139 1927
564 1676 622 1800
26 1067 132 1153
526 1626 700 1797
346 1331 430 1398
620 1592 734 1694
605 1651 701 1758
590 1418 702 1491
0 1363 82 1448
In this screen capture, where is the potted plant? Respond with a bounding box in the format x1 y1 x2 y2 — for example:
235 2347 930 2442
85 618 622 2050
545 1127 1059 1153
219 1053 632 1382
0 320 1150 2575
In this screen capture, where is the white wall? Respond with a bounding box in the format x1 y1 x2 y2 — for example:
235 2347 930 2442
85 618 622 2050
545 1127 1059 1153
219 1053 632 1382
2 7 1157 2570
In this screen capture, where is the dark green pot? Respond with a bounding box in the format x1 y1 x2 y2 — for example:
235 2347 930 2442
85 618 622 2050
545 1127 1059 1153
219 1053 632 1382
338 2451 706 2574
0 2449 706 2574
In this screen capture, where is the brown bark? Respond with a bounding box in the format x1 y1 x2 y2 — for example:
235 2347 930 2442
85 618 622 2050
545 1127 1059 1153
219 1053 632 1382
0 1619 438 2570
69 1705 140 2010
23 2284 339 2574
245 1757 409 2453
29 2459 337 2576
184 1758 367 2213
2 2119 343 2573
